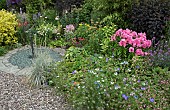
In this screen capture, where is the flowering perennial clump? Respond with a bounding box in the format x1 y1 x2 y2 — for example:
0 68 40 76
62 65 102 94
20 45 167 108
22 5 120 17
111 29 152 56
65 24 75 33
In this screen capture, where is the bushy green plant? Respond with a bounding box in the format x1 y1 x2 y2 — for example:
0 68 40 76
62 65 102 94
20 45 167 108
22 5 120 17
0 46 7 56
35 22 56 46
148 39 170 69
48 38 67 48
0 9 18 46
48 53 170 109
0 0 7 10
84 25 117 54
16 13 30 45
81 0 132 28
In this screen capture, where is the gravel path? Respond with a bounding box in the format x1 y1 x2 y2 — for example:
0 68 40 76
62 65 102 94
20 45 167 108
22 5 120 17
0 71 70 110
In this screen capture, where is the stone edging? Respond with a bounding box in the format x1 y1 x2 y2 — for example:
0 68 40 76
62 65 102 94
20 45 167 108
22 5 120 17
0 45 66 76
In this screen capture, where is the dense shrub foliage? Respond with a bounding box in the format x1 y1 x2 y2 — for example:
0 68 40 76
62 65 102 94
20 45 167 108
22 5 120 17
0 10 18 46
47 50 170 109
0 0 7 10
127 0 170 41
0 0 169 109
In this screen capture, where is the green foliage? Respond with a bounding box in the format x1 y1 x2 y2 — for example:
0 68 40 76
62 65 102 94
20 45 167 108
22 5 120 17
0 46 7 56
0 9 18 46
148 39 170 69
73 23 95 39
82 0 132 28
42 9 58 25
47 53 170 109
84 25 117 54
48 38 67 48
0 0 7 10
16 13 30 45
23 0 44 14
36 22 56 46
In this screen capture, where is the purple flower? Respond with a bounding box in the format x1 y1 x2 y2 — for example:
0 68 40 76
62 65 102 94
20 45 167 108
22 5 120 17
136 65 140 69
72 70 77 74
106 58 109 62
141 87 146 90
137 80 140 83
65 24 75 32
150 98 154 102
122 94 128 100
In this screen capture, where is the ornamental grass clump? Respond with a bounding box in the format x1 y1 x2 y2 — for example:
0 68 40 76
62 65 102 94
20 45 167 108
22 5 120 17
111 29 152 59
29 49 53 87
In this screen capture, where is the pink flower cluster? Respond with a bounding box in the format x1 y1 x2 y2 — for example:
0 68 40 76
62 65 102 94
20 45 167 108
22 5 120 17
111 29 152 56
65 24 75 32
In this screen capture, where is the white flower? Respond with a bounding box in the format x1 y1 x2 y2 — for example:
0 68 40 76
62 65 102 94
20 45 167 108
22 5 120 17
45 16 47 19
55 16 59 20
95 68 100 71
127 68 131 72
98 56 103 59
114 72 118 75
111 82 114 85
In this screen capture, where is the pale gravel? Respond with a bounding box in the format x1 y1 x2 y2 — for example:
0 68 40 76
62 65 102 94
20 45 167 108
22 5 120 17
0 71 71 110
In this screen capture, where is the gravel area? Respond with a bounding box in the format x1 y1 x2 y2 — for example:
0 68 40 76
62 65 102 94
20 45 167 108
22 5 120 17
0 71 70 110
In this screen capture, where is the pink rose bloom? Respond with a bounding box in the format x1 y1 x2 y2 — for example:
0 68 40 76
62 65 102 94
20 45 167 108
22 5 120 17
129 47 134 53
135 49 144 56
119 39 127 47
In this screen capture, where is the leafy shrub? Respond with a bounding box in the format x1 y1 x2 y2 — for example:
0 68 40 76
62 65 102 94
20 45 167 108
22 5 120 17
0 46 7 56
29 21 56 46
85 25 117 54
48 53 170 109
127 0 170 41
55 0 84 16
82 0 132 28
0 0 7 10
16 13 30 45
41 9 58 25
0 9 18 46
148 38 170 69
